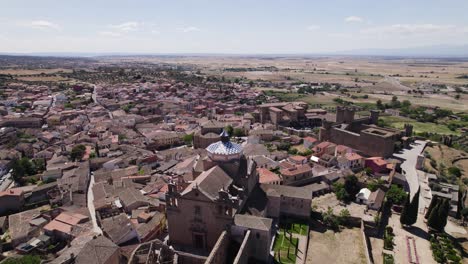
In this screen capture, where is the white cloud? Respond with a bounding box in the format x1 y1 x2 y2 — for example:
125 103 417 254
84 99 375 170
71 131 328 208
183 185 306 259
306 25 320 31
110 21 140 32
360 24 457 36
178 26 201 33
99 31 122 37
345 16 363 23
100 21 142 37
29 20 60 30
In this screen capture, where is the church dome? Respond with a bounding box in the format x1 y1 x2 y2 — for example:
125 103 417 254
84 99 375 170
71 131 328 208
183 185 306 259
206 130 242 161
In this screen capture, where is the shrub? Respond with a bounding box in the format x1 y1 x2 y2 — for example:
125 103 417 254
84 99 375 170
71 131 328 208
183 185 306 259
383 253 394 264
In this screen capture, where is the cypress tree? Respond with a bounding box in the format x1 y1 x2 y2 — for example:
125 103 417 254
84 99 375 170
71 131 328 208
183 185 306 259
438 198 450 232
425 196 439 219
400 194 411 226
427 199 442 231
407 188 420 226
95 142 100 157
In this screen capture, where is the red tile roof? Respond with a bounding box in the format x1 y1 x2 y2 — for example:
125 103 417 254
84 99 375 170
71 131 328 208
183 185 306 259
257 168 281 184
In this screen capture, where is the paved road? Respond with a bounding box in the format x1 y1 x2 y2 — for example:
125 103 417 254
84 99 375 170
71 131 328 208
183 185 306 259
92 85 98 104
87 173 103 235
393 140 427 199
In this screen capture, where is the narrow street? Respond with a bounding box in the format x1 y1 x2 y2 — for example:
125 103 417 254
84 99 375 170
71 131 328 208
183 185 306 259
392 140 427 200
87 173 102 235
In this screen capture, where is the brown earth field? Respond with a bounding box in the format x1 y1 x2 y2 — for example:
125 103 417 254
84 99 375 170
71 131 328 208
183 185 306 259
107 56 468 112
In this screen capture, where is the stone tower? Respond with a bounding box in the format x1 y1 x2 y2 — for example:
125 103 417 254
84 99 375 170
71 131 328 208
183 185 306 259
336 106 356 124
404 124 413 137
370 110 380 125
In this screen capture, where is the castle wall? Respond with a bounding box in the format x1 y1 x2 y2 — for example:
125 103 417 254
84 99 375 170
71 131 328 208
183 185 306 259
323 127 396 158
359 132 395 158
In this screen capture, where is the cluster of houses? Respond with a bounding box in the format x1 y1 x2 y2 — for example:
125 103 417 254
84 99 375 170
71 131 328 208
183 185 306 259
0 72 447 264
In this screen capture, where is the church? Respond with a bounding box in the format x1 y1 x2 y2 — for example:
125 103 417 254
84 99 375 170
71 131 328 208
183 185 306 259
166 130 311 263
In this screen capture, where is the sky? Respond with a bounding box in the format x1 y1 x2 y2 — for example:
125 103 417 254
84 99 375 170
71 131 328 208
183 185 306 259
1 0 468 54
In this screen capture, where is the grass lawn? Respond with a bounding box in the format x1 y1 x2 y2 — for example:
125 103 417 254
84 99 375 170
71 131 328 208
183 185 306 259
380 115 459 135
274 233 299 264
280 221 309 236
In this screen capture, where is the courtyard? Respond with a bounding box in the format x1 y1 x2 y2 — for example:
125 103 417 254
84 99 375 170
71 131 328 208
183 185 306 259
306 226 367 264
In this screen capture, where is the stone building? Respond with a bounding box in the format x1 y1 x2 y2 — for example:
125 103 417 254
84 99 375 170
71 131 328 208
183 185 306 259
166 131 312 263
166 130 258 252
193 120 223 149
319 107 401 158
258 101 326 128
0 117 43 128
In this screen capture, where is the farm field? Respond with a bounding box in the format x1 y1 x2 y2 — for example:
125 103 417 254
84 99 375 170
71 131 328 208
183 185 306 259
379 115 460 135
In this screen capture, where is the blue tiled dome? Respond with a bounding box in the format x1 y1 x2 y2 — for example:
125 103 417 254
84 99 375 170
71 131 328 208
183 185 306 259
206 141 242 155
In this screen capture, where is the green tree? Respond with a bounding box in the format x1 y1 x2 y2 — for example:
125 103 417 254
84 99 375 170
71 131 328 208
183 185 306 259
437 198 450 231
401 100 411 108
425 196 439 219
376 99 384 110
11 158 26 182
364 167 373 175
95 142 100 157
233 128 245 137
428 198 450 232
333 182 348 201
11 157 37 183
20 157 36 176
323 207 340 230
344 175 359 198
386 185 407 205
407 188 420 226
183 133 194 145
277 142 291 151
339 208 351 225
447 167 462 177
71 144 86 161
427 199 442 231
224 125 233 136
400 194 412 226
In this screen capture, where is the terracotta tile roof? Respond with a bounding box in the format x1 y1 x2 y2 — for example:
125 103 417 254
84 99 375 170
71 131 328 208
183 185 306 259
304 137 317 143
257 168 281 184
345 152 363 161
280 164 312 177
44 219 72 234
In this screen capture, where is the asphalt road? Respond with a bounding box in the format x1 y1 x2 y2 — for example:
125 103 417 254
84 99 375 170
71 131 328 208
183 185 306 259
392 140 427 210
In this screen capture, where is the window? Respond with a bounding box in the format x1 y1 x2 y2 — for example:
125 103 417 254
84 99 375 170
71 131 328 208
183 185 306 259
256 233 260 239
194 205 201 215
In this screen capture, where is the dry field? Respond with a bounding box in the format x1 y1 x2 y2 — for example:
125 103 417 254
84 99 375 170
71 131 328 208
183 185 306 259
119 56 468 112
15 76 70 82
108 55 468 86
306 227 367 264
0 68 73 75
424 145 468 179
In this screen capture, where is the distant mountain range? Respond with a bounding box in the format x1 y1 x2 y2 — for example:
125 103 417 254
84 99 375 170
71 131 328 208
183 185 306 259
1 44 468 58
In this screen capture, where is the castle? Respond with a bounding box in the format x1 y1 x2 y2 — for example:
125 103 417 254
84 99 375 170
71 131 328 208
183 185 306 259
319 106 407 158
